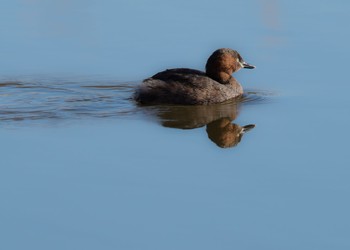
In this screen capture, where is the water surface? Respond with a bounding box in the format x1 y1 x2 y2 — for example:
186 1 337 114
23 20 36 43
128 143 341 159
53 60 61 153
1 0 350 249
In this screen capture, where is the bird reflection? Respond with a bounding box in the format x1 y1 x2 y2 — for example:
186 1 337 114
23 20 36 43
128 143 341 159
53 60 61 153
141 98 255 148
206 118 255 148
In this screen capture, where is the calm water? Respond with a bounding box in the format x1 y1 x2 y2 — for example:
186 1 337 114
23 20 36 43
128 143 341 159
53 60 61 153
1 0 350 249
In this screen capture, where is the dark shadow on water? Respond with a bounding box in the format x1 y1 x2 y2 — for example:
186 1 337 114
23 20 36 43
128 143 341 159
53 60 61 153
138 92 271 148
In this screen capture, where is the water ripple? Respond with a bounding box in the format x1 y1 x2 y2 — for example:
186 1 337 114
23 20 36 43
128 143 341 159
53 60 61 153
0 77 273 125
0 77 140 123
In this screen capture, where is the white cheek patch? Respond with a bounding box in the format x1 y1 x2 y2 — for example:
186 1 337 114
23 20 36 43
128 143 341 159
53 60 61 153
236 58 244 68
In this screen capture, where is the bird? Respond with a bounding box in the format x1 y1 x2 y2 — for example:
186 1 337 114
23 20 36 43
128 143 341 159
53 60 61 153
134 48 255 105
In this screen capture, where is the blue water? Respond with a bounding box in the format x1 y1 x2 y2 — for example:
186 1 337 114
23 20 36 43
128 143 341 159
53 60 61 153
1 0 350 249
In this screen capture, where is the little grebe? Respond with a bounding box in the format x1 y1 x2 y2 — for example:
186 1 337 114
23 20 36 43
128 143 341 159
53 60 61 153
134 48 255 105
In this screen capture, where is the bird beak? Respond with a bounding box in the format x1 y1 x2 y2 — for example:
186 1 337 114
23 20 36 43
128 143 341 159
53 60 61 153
242 62 255 69
242 124 255 133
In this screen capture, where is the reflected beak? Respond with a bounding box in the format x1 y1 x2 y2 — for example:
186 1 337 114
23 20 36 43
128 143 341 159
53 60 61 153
242 62 255 69
242 124 255 133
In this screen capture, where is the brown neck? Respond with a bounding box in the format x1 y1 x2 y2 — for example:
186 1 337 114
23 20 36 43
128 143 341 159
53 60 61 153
206 73 243 94
206 71 233 84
